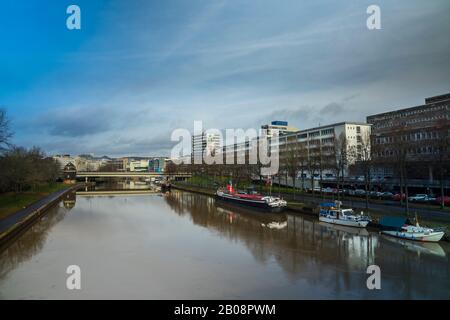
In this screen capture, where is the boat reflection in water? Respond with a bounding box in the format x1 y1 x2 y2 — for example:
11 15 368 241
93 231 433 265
164 191 450 299
0 189 449 299
381 235 446 258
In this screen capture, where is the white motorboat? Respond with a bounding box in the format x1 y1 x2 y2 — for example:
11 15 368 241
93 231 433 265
319 201 370 228
381 224 445 242
379 216 445 243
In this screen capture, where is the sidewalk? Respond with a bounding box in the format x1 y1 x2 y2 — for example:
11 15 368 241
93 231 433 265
0 185 79 243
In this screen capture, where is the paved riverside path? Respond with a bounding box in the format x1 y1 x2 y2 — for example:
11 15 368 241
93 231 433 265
0 187 73 234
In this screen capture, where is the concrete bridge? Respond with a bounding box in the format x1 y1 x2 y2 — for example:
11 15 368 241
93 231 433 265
76 171 191 179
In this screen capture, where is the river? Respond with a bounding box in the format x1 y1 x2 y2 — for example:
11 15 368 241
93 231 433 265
1 189 449 299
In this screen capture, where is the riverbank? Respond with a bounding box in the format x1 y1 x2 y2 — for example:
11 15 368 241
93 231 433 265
0 183 81 250
0 183 68 220
172 182 450 241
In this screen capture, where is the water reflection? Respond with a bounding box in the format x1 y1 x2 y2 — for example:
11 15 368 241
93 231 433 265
164 191 450 298
0 191 76 281
83 180 154 192
0 189 449 299
165 192 378 281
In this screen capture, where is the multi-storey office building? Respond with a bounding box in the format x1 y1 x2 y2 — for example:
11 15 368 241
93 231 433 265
148 157 168 172
217 121 371 179
367 93 450 181
129 159 150 172
191 132 221 164
278 122 371 179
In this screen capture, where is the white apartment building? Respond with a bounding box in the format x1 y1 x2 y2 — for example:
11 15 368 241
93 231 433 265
220 121 371 178
279 122 371 179
129 159 150 172
191 132 221 163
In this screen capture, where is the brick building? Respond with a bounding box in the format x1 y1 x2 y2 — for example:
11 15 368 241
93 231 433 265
367 93 450 182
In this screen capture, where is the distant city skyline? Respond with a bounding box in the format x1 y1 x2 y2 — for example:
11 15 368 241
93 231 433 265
1 0 449 157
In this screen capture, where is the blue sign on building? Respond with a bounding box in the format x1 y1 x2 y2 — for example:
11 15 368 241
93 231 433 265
271 120 288 126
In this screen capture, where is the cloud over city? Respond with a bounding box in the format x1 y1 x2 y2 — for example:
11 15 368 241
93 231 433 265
1 0 449 156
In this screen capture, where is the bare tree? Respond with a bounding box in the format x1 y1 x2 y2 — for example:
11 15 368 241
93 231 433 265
0 108 13 152
391 125 411 215
98 162 121 172
307 138 321 198
283 139 301 199
356 131 373 209
432 119 450 209
164 160 177 175
332 133 356 201
297 142 308 192
0 146 59 193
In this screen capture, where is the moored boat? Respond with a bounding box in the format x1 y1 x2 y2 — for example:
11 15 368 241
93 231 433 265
379 216 445 243
215 184 287 213
318 201 371 228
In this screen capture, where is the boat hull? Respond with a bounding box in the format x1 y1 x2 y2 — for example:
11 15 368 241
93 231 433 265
215 194 285 213
319 216 369 228
381 230 444 242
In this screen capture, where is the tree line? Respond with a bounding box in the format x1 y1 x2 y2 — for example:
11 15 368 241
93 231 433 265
0 109 60 193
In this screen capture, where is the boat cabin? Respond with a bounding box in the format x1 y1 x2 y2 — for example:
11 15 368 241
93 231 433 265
379 216 412 231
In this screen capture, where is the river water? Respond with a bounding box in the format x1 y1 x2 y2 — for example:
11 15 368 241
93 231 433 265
1 189 449 299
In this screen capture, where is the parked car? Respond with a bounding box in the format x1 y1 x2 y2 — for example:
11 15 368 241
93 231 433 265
380 192 394 200
354 189 366 197
408 193 436 203
309 187 321 193
322 187 333 194
393 193 406 201
435 196 450 206
369 191 383 199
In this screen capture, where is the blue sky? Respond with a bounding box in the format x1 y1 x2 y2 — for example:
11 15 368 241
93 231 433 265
1 0 449 157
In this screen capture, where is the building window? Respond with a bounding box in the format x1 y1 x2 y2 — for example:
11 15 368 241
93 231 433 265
320 129 334 135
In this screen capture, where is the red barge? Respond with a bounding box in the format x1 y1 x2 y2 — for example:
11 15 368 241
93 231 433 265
215 184 287 213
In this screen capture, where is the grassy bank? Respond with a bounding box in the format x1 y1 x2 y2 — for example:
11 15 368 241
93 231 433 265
0 183 68 220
